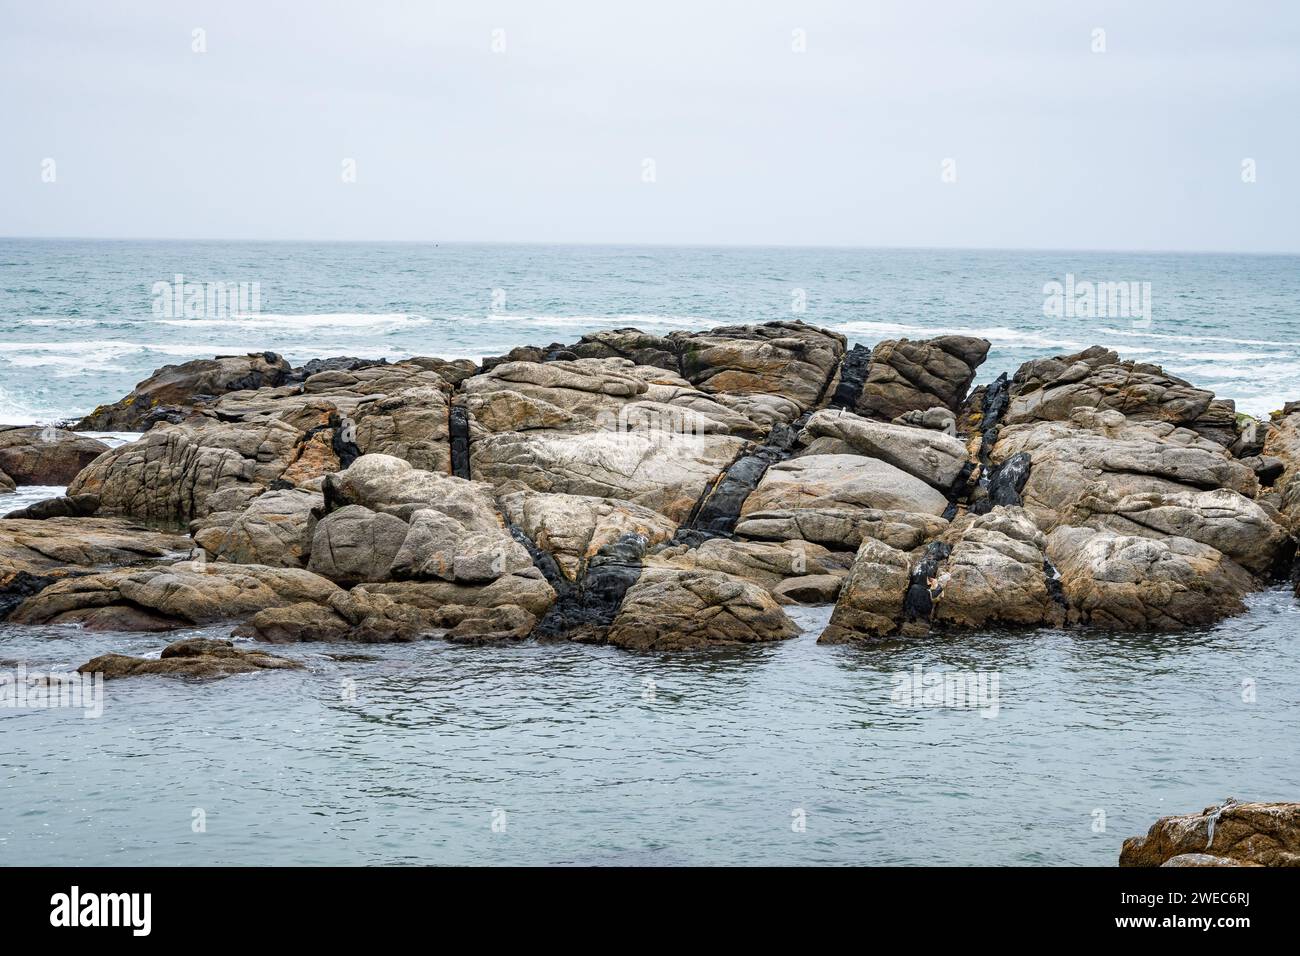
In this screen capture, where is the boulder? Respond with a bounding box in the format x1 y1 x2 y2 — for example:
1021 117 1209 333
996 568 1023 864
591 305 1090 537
1120 801 1300 867
647 538 850 594
740 454 950 518
991 409 1259 530
605 568 799 650
233 589 430 643
818 539 913 643
471 430 749 523
79 638 302 680
68 417 306 522
853 336 989 420
1046 526 1255 630
75 352 291 431
3 493 101 520
799 408 970 490
307 505 411 583
931 508 1065 628
193 487 319 567
0 426 110 485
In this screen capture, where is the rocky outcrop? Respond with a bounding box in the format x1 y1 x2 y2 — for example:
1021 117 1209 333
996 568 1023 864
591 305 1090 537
500 490 677 582
75 351 292 431
853 336 989 420
0 426 110 485
472 430 749 523
648 537 851 600
1007 346 1236 442
0 468 13 494
1120 800 1300 867
79 638 302 680
0 322 1292 650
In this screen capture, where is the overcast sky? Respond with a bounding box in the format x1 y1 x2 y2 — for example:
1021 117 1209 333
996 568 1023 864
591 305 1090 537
1 1 1297 250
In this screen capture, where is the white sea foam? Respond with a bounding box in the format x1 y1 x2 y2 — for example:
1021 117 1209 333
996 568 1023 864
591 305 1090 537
155 313 429 331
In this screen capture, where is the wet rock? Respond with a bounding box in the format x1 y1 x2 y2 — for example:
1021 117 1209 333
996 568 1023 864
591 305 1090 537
3 493 101 520
534 532 648 643
444 604 537 643
0 426 110 485
78 638 302 681
854 336 990 420
1120 800 1300 867
75 352 291 431
828 343 872 410
799 408 970 490
606 567 799 651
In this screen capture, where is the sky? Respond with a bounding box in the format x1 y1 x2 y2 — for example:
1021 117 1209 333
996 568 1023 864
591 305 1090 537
1 0 1297 251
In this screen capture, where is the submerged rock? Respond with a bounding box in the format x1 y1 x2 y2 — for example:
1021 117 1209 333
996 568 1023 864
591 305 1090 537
79 638 302 681
1120 800 1300 867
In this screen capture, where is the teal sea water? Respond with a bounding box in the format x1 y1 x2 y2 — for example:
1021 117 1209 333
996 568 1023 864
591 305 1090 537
2 240 1299 866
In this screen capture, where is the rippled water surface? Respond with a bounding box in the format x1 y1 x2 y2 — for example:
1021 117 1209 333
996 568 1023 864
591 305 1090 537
4 596 1298 866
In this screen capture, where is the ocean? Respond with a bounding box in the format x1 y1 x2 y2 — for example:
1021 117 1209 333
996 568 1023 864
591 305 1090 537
2 239 1299 866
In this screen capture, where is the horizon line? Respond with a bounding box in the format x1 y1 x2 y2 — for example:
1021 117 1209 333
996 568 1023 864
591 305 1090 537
2 235 1298 257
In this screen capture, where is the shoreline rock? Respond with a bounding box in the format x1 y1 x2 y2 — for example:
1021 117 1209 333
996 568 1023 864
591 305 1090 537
1120 800 1300 867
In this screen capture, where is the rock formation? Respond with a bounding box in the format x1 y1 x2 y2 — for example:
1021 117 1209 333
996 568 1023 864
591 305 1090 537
0 319 1289 660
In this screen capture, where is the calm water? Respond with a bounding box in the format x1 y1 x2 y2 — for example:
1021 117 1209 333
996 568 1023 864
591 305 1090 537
2 597 1298 866
2 240 1300 866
